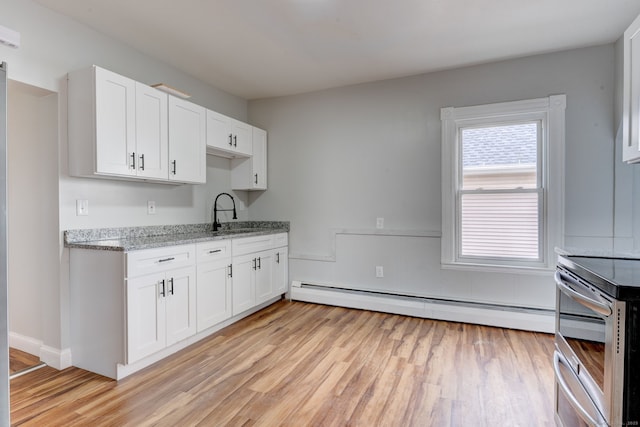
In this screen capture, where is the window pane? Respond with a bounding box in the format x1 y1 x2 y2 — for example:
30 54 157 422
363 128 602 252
461 123 538 190
460 192 539 260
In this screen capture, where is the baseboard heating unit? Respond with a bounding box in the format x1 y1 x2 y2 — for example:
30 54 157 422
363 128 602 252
290 281 554 333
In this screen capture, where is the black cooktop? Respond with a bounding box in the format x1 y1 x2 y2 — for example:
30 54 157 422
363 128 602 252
559 255 640 300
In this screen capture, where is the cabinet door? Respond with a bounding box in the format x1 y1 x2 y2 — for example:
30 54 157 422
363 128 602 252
135 83 168 180
232 119 253 157
273 247 288 296
231 127 267 190
206 109 233 152
254 250 273 305
624 15 640 162
196 259 232 331
232 253 256 315
127 272 166 363
252 127 267 190
94 67 136 176
165 266 197 346
168 96 206 183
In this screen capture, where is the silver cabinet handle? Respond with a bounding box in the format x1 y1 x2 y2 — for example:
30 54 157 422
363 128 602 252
158 257 175 263
159 279 165 297
208 249 222 254
130 152 136 169
228 264 233 278
553 351 605 426
276 252 280 264
228 133 233 146
171 160 177 175
555 271 612 317
254 173 258 185
233 135 237 147
139 154 145 171
168 278 174 295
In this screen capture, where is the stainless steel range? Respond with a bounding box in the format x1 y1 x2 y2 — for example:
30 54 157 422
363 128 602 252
555 255 640 427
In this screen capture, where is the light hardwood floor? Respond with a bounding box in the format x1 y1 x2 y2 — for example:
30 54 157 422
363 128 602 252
9 348 40 376
10 300 556 426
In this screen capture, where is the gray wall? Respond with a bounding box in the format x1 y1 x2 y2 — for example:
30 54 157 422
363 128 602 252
248 44 617 310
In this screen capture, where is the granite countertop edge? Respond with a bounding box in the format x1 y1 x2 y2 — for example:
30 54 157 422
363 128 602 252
64 221 289 252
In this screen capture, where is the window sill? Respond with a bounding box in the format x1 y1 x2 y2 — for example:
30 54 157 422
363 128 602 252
440 261 555 276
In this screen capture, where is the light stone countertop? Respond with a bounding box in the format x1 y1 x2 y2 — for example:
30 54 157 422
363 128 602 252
64 221 289 252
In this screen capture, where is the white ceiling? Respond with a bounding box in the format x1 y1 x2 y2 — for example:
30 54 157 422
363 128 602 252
35 0 640 100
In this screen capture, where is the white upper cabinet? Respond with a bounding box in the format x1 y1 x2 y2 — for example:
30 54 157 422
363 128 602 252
135 83 169 180
68 65 205 184
206 109 253 158
168 97 206 184
623 14 640 163
69 66 137 178
231 126 267 190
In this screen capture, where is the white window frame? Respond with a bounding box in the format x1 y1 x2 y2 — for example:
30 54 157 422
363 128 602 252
441 95 565 273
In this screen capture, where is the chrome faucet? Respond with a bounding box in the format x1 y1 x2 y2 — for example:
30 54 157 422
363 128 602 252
213 192 237 231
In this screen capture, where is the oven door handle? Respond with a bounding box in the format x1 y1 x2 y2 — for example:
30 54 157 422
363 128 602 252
553 351 607 427
554 271 612 317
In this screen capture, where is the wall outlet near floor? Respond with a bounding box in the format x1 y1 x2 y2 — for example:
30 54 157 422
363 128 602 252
376 266 384 278
76 199 89 216
147 201 156 215
376 217 384 229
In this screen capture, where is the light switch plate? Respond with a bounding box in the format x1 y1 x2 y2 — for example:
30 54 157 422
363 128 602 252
76 199 89 216
376 217 384 229
147 201 156 215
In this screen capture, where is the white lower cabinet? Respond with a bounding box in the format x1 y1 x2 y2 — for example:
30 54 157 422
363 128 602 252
233 249 274 314
232 233 288 313
196 240 232 331
69 232 287 380
273 246 288 296
127 264 196 364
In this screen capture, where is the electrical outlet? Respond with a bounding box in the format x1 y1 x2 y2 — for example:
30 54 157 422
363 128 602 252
376 217 384 229
76 199 88 216
376 266 384 278
147 201 156 215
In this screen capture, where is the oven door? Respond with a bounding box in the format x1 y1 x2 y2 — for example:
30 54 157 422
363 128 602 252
554 268 620 427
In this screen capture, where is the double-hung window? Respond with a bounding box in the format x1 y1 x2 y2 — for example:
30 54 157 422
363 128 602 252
441 95 565 272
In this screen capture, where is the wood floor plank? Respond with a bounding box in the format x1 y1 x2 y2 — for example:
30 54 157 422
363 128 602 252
9 301 555 426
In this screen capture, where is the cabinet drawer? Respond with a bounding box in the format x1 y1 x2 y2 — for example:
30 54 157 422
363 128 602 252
196 239 231 263
232 234 274 256
273 233 288 248
126 244 196 278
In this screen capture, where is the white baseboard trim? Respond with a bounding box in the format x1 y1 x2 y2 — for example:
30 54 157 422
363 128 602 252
290 281 555 333
8 332 42 356
8 332 72 370
40 346 72 370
